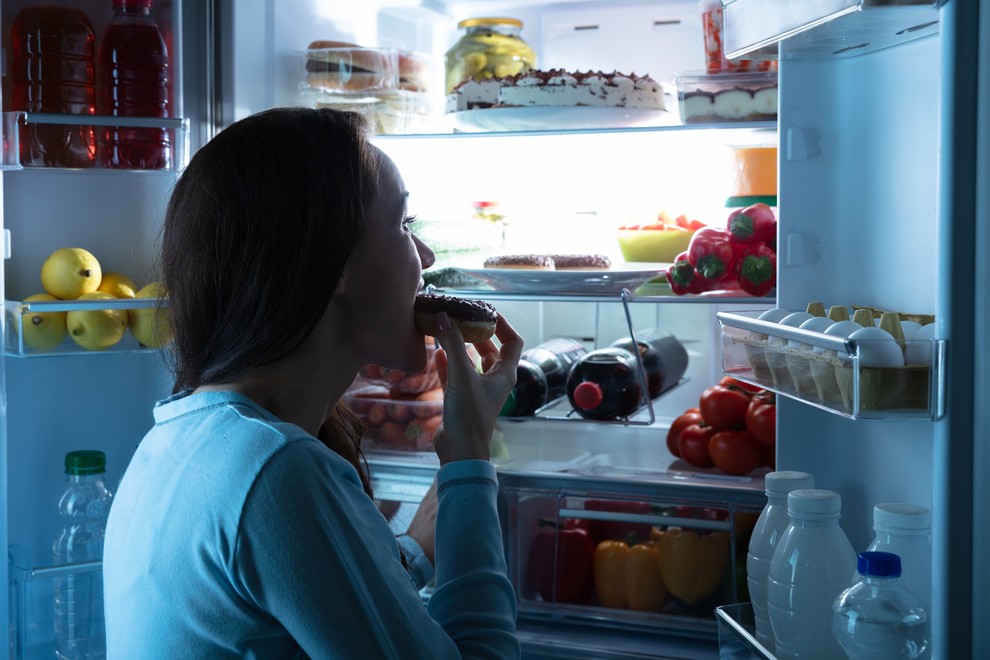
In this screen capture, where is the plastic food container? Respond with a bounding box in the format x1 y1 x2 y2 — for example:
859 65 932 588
616 229 695 263
298 46 438 134
675 71 777 124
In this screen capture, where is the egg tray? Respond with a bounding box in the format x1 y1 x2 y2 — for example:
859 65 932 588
739 336 930 413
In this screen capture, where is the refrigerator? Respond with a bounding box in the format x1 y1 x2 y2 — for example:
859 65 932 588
0 0 986 658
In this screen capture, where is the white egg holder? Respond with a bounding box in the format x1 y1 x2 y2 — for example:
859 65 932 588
4 298 166 358
716 310 946 420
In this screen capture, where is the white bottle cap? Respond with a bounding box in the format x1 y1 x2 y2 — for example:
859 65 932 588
873 502 931 535
788 488 842 519
765 471 815 497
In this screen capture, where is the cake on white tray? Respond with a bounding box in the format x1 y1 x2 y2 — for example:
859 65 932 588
446 69 664 113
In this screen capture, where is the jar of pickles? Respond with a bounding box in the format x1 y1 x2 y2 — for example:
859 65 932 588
444 17 536 94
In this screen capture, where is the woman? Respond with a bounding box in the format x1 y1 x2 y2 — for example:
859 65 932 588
103 107 523 659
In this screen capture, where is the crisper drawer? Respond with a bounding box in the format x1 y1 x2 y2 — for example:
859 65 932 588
498 467 766 640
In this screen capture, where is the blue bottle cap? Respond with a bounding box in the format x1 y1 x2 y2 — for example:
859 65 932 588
858 550 902 577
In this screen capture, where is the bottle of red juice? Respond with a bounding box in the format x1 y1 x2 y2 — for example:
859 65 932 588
97 0 170 169
10 6 97 168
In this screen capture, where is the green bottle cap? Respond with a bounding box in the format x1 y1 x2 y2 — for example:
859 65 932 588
65 450 106 475
499 390 517 417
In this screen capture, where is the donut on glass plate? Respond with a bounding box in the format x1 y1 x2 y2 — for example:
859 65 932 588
482 254 555 270
414 294 497 343
547 254 612 270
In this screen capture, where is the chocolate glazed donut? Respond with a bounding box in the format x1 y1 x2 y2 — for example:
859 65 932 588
414 294 497 343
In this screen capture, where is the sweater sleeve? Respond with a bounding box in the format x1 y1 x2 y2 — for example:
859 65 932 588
233 441 519 659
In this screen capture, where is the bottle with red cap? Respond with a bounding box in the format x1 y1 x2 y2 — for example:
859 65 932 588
97 0 170 169
565 347 644 420
10 5 97 167
609 329 689 399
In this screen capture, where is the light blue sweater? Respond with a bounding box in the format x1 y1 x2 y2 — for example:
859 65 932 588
104 391 519 659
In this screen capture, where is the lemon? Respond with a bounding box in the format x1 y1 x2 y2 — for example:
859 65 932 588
66 292 127 350
41 248 102 300
128 282 171 348
20 293 67 351
97 272 137 299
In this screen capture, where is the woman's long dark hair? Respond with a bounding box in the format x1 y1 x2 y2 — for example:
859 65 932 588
160 107 378 496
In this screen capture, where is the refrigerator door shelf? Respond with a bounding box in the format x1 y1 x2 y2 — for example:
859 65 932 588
2 112 190 172
717 310 945 420
714 602 776 659
5 298 168 358
721 0 939 60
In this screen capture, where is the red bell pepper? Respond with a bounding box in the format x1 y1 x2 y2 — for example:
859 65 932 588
526 518 595 604
726 202 777 248
584 499 653 543
687 227 735 282
666 252 712 295
734 242 777 297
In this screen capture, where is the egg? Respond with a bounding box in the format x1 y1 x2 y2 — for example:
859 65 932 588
768 311 814 348
847 326 904 368
814 320 865 356
905 323 936 366
899 320 923 342
789 316 835 349
758 308 791 323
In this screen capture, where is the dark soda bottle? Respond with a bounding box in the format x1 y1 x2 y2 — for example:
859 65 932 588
565 347 644 420
609 329 689 399
97 0 170 169
10 6 97 168
500 359 549 417
520 338 587 401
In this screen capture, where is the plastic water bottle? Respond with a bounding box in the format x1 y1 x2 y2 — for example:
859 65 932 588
746 471 815 650
832 551 930 659
865 503 932 621
97 0 171 169
10 5 97 167
767 488 857 659
53 450 114 660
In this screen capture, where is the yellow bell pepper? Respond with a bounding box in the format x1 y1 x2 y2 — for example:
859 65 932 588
655 528 730 606
593 538 668 611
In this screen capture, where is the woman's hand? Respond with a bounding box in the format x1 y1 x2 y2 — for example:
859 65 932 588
431 312 522 465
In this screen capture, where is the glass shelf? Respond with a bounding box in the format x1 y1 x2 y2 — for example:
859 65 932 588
717 310 945 420
715 602 777 659
372 119 778 140
5 298 168 358
2 111 189 171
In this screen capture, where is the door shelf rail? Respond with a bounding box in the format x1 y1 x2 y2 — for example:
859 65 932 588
5 298 168 358
1 111 190 172
717 310 945 420
715 602 777 659
9 558 104 660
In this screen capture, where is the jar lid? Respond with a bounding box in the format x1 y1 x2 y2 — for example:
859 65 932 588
458 17 523 29
874 502 931 534
787 488 841 518
765 470 815 496
65 450 106 475
858 550 902 578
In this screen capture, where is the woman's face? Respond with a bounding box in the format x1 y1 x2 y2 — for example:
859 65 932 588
337 150 435 373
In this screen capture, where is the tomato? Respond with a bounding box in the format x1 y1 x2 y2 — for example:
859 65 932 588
718 376 763 394
678 423 716 468
699 385 752 430
745 391 776 446
666 409 702 458
709 429 762 476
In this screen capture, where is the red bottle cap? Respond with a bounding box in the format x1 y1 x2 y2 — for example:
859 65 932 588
573 382 603 410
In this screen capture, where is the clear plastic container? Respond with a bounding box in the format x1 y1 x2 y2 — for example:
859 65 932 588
832 551 929 659
766 488 857 659
97 0 171 169
746 471 815 651
10 6 97 168
53 450 114 660
866 503 932 620
444 17 536 94
675 70 778 124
